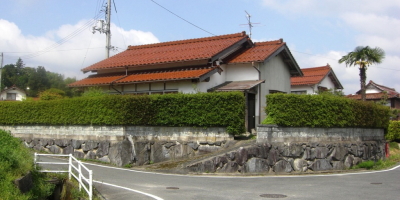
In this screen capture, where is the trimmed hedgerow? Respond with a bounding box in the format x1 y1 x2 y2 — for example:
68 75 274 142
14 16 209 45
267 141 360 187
0 92 245 135
386 121 400 141
264 93 390 128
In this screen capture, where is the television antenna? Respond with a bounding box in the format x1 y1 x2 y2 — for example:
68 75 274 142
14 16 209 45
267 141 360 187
240 11 260 39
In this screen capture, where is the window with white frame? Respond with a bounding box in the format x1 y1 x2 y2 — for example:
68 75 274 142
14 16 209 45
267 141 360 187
291 90 307 95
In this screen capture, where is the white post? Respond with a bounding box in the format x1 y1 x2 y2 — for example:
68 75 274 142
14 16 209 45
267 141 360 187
89 170 93 200
34 153 37 169
78 161 82 191
68 154 72 180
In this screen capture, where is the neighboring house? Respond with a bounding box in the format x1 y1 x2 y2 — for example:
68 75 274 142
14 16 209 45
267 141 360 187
0 85 27 101
291 64 343 94
69 32 303 132
347 80 400 109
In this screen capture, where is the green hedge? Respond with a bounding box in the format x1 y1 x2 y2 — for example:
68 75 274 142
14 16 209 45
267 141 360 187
386 121 400 141
264 93 390 128
0 92 245 135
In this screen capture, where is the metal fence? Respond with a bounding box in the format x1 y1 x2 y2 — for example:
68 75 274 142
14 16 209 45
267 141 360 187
34 153 93 200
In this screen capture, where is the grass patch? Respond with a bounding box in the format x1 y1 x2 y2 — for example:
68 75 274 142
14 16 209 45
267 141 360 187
0 129 54 200
352 144 400 170
389 141 399 150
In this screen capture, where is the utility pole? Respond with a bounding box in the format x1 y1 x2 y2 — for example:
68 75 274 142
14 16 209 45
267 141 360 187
0 52 3 91
92 0 113 58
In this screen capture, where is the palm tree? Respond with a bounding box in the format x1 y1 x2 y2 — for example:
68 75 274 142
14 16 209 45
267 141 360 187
338 46 385 101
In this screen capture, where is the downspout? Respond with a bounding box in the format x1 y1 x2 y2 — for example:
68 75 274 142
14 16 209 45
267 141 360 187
252 62 262 126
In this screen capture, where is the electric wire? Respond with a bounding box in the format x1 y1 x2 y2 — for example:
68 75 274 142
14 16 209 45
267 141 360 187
292 50 400 71
149 0 215 36
112 0 127 49
21 11 105 60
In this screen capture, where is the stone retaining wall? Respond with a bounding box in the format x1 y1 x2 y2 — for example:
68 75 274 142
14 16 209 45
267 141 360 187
185 125 386 173
1 125 231 167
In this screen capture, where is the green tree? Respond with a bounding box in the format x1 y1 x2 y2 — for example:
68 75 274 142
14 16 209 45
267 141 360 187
82 86 108 97
64 77 81 97
39 88 66 100
338 46 385 101
27 66 49 96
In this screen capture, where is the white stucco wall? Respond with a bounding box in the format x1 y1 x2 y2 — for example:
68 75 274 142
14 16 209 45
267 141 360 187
0 89 26 101
319 75 335 90
366 88 381 94
225 64 258 81
291 85 314 94
291 75 337 94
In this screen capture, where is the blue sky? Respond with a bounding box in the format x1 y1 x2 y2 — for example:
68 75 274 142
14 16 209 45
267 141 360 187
1 0 399 94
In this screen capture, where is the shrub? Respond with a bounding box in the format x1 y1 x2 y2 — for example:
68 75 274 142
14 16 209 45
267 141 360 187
264 93 390 128
39 88 66 100
386 121 400 141
0 92 245 135
0 129 54 199
389 142 399 150
81 87 108 97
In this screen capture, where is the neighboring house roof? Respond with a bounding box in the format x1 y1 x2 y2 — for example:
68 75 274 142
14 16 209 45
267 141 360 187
227 39 303 76
357 80 396 94
69 67 219 87
347 80 400 100
346 92 394 100
291 64 343 89
0 85 26 94
82 32 250 73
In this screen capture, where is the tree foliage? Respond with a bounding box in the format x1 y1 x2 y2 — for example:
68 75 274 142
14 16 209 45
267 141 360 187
0 58 78 97
338 46 385 101
39 88 66 100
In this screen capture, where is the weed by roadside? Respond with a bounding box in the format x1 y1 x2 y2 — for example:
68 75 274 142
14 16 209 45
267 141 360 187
352 144 400 170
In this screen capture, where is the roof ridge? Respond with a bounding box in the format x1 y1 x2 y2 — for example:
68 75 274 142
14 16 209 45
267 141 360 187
369 80 396 91
254 39 285 45
302 65 331 70
128 32 247 50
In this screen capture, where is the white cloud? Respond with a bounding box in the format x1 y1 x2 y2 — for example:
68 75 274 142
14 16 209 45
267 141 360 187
262 0 400 94
293 50 400 95
261 0 400 17
0 19 159 80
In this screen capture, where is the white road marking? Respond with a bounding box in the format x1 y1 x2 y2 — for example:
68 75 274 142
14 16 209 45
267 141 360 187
84 161 400 179
93 180 164 200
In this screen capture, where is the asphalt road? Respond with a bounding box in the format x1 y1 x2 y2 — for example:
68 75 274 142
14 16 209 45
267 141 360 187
37 156 400 200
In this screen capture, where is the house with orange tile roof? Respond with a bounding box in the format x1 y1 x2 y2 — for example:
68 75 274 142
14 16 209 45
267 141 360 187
69 32 303 132
347 80 400 109
290 64 343 94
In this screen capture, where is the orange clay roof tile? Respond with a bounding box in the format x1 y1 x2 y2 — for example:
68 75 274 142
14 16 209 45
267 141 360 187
82 32 248 72
227 40 285 63
291 66 331 86
346 92 397 100
69 67 216 87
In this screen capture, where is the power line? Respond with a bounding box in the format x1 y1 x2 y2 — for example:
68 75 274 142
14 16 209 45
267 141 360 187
149 0 215 36
21 11 105 60
292 50 400 71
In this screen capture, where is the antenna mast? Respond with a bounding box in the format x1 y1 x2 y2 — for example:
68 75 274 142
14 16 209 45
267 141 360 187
240 11 260 39
245 11 253 39
92 0 113 58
